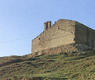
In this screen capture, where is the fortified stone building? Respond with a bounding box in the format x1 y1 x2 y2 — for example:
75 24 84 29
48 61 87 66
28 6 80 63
32 19 95 55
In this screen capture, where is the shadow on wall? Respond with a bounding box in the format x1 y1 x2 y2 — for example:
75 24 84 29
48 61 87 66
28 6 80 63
74 22 95 49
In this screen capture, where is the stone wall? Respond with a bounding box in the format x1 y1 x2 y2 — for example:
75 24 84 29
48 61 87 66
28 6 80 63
32 19 75 53
32 43 90 57
75 22 95 49
32 19 95 54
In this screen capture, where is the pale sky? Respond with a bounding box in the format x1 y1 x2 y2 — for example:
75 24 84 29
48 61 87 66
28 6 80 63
0 0 95 57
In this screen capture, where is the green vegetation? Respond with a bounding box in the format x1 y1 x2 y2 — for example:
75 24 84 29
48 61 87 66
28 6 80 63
0 50 95 80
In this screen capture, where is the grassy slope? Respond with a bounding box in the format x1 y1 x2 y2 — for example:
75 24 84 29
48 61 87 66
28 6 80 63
0 50 95 80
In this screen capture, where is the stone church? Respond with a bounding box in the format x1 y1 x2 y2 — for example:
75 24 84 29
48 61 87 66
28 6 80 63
32 19 95 55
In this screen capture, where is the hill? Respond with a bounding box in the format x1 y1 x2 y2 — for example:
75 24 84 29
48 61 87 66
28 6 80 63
0 50 95 80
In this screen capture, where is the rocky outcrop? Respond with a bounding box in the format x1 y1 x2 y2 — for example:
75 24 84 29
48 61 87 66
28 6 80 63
32 43 91 57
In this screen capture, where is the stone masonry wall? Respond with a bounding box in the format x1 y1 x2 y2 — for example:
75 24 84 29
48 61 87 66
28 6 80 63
32 19 95 54
32 20 75 53
75 22 95 49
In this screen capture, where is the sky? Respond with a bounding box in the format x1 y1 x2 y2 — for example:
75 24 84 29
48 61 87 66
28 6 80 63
0 0 95 57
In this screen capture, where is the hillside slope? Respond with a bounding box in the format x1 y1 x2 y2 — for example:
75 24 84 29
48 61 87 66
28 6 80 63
0 50 95 80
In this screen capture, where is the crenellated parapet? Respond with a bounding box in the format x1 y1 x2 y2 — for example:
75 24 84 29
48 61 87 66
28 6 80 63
44 21 51 31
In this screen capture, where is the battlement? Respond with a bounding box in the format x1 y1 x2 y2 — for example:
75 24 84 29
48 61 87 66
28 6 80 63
44 21 51 31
